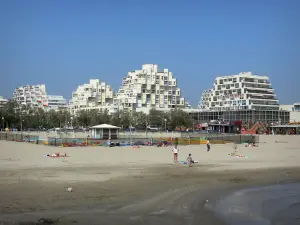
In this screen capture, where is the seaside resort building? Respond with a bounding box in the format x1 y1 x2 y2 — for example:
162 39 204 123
13 84 48 108
113 64 185 113
185 72 290 133
279 103 300 123
13 84 68 111
69 79 114 115
46 95 68 111
0 96 8 108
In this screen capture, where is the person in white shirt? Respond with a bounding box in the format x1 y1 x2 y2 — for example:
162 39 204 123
172 145 179 163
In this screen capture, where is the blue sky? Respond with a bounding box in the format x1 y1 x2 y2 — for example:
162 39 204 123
0 0 299 106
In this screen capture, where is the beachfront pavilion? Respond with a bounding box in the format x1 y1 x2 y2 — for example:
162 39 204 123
268 124 300 135
188 109 290 125
90 124 120 139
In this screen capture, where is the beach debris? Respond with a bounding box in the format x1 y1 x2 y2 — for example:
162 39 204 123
67 187 73 192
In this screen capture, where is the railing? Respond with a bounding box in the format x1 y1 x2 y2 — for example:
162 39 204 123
0 132 259 146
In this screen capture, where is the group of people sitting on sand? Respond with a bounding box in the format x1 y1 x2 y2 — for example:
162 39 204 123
245 140 258 147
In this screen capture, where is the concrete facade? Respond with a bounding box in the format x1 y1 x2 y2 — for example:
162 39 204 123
46 95 68 111
199 72 279 111
0 96 8 108
113 64 185 113
13 84 48 109
280 103 300 123
69 79 114 114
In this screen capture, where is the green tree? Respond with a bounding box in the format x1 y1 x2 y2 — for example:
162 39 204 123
167 108 192 130
148 109 166 128
1 100 19 129
119 111 130 129
132 111 148 130
111 110 122 127
76 110 90 127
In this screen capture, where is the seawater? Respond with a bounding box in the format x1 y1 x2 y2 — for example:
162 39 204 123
206 183 300 225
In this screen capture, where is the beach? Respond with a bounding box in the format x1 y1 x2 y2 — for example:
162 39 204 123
0 136 300 225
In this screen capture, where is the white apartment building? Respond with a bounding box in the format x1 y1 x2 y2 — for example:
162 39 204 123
199 72 279 111
114 64 185 112
0 96 8 108
13 84 48 108
13 85 68 111
46 95 68 111
280 103 300 123
69 79 114 114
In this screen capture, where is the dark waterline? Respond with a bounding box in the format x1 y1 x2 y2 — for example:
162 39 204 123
206 183 300 225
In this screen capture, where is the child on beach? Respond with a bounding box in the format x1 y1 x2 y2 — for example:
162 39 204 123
233 143 237 151
229 143 238 156
187 153 194 167
172 145 179 163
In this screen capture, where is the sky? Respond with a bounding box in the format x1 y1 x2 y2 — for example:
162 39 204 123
0 0 299 106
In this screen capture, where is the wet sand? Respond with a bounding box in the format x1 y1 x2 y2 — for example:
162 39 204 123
0 138 300 225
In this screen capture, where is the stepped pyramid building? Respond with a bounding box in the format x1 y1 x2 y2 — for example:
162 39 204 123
199 72 279 111
113 64 185 112
69 79 114 114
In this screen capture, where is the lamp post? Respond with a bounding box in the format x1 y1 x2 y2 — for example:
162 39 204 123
238 103 242 143
164 118 167 132
70 116 74 138
1 117 4 131
20 114 23 134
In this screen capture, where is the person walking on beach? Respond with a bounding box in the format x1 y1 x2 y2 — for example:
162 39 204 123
172 145 179 163
206 139 210 152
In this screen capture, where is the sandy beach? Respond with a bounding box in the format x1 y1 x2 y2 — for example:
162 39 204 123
0 136 300 225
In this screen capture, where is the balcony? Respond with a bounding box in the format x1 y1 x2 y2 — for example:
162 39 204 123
244 84 273 89
250 101 279 106
242 77 270 83
245 87 275 95
249 97 279 102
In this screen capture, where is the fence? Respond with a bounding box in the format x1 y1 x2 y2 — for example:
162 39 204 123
0 132 40 144
0 132 259 146
206 134 258 144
